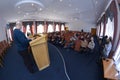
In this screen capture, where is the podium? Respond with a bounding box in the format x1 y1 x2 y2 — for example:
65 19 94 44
29 35 50 70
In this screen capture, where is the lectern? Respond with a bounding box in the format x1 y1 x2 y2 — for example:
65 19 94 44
29 35 50 70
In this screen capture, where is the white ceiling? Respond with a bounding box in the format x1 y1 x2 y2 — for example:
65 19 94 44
0 0 110 24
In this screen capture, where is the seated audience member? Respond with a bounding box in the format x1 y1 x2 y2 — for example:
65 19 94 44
100 35 108 51
93 35 100 52
101 35 108 45
79 35 84 40
80 38 88 53
59 36 66 47
64 36 75 49
81 29 84 32
68 33 79 42
87 37 95 53
54 34 61 45
74 39 81 52
70 36 76 41
48 34 52 42
51 33 57 44
103 37 112 58
74 33 79 40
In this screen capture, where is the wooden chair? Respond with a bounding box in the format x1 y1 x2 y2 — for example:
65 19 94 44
0 41 7 61
74 40 81 52
0 59 3 67
3 40 10 49
0 56 3 67
1 40 7 51
0 47 4 67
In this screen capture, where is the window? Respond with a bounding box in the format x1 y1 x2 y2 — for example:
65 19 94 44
97 24 100 37
26 25 31 37
100 22 104 37
61 24 65 31
55 24 59 32
13 26 16 31
113 40 120 72
105 18 114 38
21 25 24 32
47 24 54 33
37 24 44 34
7 29 12 41
31 25 35 34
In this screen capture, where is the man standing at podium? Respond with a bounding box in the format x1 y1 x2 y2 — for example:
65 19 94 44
13 21 35 73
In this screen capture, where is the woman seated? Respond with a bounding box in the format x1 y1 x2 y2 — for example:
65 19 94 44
87 37 95 53
64 36 75 49
80 38 88 53
103 37 112 58
59 36 66 47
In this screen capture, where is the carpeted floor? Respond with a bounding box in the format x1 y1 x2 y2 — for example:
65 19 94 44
0 42 105 80
55 45 105 80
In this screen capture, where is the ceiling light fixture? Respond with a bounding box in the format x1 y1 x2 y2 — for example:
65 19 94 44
95 1 98 4
32 3 34 6
59 0 63 2
39 8 42 11
15 0 44 14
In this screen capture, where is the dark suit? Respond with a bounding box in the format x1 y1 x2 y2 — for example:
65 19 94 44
13 29 35 73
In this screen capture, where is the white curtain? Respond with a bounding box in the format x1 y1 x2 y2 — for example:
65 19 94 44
61 24 65 31
7 29 12 41
25 25 31 37
47 24 54 33
37 24 44 34
113 40 120 71
100 22 104 37
55 24 59 32
97 24 100 37
105 18 114 39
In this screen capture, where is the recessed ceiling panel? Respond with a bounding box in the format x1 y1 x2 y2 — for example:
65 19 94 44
0 0 110 24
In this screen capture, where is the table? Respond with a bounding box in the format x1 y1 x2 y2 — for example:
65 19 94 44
102 58 119 80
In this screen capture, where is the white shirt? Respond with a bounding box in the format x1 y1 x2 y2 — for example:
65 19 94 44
103 42 112 57
88 41 95 50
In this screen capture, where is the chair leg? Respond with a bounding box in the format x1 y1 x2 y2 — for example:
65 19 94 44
0 58 3 67
1 53 4 61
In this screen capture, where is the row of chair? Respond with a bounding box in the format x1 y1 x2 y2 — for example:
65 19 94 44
48 31 92 52
0 40 10 67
